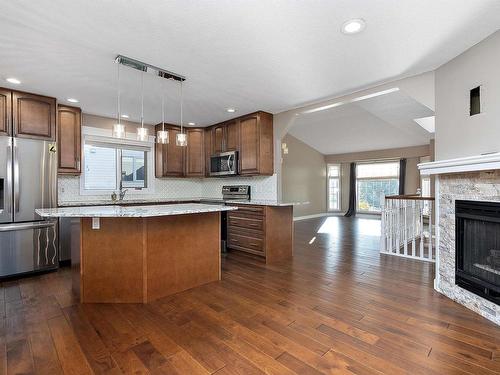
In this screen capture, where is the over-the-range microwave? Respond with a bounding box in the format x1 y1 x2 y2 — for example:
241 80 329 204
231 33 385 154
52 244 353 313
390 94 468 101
209 151 238 176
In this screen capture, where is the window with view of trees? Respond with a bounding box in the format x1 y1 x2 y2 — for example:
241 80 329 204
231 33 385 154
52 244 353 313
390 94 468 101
356 161 399 212
328 164 341 211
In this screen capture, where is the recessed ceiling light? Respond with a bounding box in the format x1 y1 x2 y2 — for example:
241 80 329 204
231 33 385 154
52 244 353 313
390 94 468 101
188 122 195 126
341 19 366 34
226 108 236 113
121 114 129 119
6 77 21 85
67 98 79 103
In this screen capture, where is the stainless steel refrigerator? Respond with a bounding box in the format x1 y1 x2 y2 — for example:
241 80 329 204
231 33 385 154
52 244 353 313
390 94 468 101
0 135 58 278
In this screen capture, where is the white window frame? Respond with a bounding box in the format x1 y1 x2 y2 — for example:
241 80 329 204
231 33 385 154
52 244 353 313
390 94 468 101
80 126 155 196
356 160 400 214
327 164 341 212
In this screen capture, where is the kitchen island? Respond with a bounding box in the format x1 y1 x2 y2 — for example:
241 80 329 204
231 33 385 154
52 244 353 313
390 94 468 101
36 204 237 303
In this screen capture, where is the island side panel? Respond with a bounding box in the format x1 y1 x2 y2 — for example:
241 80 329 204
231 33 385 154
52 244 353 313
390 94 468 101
265 206 294 264
145 212 221 302
81 217 144 303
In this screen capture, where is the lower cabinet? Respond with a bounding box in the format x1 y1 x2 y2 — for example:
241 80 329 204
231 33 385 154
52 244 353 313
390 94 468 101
227 204 293 264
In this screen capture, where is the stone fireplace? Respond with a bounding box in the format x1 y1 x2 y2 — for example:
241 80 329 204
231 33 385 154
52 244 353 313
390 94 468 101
420 155 500 326
455 199 500 305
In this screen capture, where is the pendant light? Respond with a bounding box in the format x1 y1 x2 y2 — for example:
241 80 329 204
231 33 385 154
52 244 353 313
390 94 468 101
137 71 149 141
156 81 169 144
113 63 126 138
175 81 187 147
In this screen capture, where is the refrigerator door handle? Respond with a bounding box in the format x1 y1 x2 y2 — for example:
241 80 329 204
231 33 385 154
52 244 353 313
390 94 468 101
13 138 19 213
6 137 13 213
0 221 56 232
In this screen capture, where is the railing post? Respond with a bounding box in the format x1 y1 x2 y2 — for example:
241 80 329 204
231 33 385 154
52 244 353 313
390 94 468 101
380 194 386 253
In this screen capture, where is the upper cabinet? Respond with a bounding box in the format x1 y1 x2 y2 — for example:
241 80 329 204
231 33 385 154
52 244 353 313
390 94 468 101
210 120 240 155
212 124 225 154
239 112 273 176
204 128 212 177
225 120 240 152
13 91 56 140
57 105 81 175
154 111 273 178
155 125 206 177
185 128 205 177
155 124 185 177
0 88 11 135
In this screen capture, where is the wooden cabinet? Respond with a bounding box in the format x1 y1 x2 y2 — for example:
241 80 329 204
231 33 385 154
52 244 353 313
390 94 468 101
212 125 225 154
185 128 204 177
155 124 206 177
13 91 56 140
155 125 185 177
225 120 240 151
0 88 11 135
227 204 293 264
210 120 240 154
57 105 81 174
239 112 273 176
204 128 212 177
154 111 274 178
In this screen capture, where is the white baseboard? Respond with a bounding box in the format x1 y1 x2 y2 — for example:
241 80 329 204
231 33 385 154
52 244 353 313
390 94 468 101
293 212 343 221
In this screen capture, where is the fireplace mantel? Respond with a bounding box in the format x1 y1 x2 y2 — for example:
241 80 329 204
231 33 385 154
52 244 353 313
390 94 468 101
418 152 500 175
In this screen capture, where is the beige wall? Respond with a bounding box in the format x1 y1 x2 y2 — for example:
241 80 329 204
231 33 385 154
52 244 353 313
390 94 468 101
281 134 327 217
435 30 500 160
326 145 431 212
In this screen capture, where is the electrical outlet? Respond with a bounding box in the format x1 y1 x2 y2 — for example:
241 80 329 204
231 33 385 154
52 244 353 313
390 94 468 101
92 217 100 230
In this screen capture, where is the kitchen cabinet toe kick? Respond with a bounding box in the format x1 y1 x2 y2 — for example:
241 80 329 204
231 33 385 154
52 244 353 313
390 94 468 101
71 212 221 303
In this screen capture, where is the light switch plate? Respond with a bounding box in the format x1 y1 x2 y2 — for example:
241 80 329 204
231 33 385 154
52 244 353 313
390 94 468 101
92 217 100 230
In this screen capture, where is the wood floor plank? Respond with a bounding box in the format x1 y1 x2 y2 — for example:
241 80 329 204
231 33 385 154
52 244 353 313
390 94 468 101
63 305 121 374
0 216 499 374
48 315 93 375
6 338 34 375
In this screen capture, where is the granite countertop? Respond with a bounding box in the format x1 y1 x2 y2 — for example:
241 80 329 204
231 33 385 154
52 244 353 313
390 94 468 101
36 203 237 218
58 198 309 207
58 197 202 207
221 199 309 207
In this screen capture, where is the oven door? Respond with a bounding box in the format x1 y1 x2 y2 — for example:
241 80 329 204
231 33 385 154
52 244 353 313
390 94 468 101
210 151 238 176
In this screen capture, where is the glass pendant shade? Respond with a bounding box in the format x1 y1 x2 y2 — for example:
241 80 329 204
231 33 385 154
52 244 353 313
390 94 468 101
113 123 126 138
176 132 187 147
137 126 148 141
157 129 169 144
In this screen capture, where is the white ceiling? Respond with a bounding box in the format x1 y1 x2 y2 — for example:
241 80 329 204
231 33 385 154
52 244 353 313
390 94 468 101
0 0 499 126
288 90 434 154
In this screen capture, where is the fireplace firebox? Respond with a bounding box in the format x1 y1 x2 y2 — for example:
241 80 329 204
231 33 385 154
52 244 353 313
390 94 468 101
456 200 500 305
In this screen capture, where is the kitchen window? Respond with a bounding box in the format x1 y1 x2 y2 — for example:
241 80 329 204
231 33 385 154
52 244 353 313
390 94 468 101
327 164 341 211
80 127 154 195
356 161 399 212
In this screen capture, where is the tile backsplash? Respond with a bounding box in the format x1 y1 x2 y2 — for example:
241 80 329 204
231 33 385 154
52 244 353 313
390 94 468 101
58 174 278 205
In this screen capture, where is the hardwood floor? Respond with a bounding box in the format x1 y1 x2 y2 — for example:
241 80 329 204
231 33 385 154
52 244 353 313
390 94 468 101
1 215 500 374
